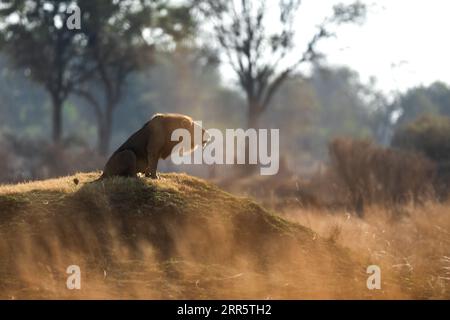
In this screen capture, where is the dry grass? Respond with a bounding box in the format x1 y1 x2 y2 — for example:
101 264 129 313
283 203 450 299
0 172 448 299
0 172 369 299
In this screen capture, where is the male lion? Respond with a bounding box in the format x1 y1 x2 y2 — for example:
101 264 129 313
100 113 208 179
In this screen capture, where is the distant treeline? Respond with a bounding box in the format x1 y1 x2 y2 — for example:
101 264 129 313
2 48 450 182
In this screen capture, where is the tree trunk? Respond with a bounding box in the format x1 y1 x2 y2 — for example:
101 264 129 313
98 103 114 156
247 105 262 129
52 95 63 144
239 103 263 177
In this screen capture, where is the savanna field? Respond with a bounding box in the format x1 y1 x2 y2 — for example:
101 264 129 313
0 171 448 299
2 0 450 305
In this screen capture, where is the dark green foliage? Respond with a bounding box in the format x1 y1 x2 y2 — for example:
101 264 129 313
392 114 450 162
392 115 450 198
394 82 450 126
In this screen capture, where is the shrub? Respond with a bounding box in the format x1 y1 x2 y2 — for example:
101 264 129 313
0 133 104 183
392 114 450 162
328 138 435 216
392 114 450 197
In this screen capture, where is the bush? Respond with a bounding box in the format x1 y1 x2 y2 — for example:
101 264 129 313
0 133 104 183
329 138 435 216
392 114 450 197
392 114 450 162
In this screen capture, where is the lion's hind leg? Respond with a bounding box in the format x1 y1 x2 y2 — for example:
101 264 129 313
102 149 138 178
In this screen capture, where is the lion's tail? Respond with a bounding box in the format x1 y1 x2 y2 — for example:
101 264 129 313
74 173 104 185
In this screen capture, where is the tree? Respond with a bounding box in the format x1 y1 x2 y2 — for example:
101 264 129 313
0 0 195 153
263 66 384 163
0 0 91 143
196 0 366 129
392 114 450 198
72 0 195 155
0 55 49 135
392 114 450 163
372 82 450 146
391 82 450 126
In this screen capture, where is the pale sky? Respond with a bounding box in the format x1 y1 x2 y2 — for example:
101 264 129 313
296 0 450 94
219 0 450 96
4 0 448 96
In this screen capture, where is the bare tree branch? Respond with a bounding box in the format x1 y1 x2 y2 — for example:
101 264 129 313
197 0 366 127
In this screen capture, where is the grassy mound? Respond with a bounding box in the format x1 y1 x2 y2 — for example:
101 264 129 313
0 173 369 299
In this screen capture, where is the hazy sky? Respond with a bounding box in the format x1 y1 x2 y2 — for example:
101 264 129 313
4 0 446 96
297 0 449 94
219 0 449 96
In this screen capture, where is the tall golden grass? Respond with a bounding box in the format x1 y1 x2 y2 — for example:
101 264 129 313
284 203 450 299
0 173 367 299
0 172 448 299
